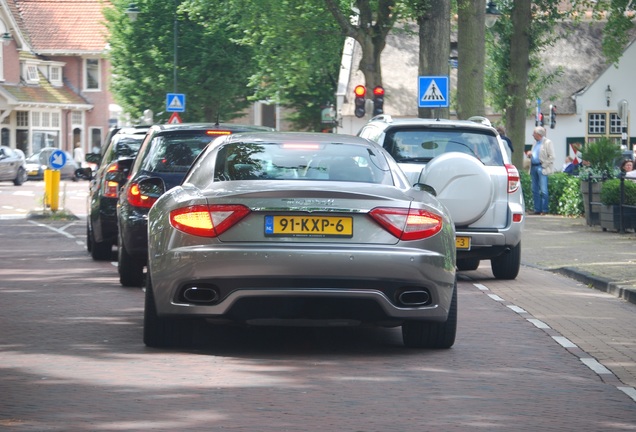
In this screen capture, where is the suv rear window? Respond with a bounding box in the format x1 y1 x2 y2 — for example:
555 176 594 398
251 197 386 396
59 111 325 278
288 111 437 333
384 128 503 167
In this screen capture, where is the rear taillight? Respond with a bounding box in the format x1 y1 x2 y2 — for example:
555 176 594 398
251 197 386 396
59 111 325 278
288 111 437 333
102 163 122 198
369 207 442 241
169 204 251 237
103 181 119 198
127 182 158 208
506 164 520 193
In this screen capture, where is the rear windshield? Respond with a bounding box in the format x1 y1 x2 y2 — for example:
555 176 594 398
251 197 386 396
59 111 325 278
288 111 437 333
384 128 503 166
113 137 142 158
187 142 393 187
140 134 210 173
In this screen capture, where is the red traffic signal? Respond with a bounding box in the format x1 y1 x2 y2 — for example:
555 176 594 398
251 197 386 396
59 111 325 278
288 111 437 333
354 85 366 118
372 86 384 116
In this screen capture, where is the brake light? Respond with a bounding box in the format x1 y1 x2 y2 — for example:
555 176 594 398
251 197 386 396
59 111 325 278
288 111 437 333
127 182 159 208
506 164 520 193
102 163 121 198
207 130 232 136
369 207 442 240
103 181 120 198
282 143 321 150
169 204 251 237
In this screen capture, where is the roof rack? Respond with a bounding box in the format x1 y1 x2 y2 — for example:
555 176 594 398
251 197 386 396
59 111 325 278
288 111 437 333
467 116 492 127
370 114 393 123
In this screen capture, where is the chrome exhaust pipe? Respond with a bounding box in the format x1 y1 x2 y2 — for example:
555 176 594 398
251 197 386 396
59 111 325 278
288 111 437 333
398 290 431 306
183 286 219 304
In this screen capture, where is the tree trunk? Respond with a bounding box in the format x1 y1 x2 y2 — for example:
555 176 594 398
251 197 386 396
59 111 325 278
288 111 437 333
456 0 485 120
506 0 532 169
417 0 451 119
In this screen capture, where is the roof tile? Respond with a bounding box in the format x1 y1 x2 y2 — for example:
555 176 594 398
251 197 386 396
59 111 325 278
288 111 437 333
14 0 113 53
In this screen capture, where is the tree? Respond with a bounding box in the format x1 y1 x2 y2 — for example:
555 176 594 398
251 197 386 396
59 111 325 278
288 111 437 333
408 0 451 119
104 0 255 123
486 0 576 168
456 0 486 120
323 0 401 92
185 0 344 131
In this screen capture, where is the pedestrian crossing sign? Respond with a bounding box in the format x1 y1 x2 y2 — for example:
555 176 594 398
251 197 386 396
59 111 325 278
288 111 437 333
166 93 186 112
418 76 449 108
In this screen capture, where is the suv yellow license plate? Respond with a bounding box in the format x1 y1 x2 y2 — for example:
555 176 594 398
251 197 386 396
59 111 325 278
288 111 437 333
265 215 353 237
456 236 471 250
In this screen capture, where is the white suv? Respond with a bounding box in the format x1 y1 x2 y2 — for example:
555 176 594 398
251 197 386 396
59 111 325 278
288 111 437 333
358 115 525 279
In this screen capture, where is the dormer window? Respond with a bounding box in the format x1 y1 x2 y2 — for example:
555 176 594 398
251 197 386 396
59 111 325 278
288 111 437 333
50 66 62 86
26 64 39 83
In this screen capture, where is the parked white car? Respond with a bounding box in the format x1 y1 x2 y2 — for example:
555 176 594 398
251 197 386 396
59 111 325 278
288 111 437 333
358 115 525 279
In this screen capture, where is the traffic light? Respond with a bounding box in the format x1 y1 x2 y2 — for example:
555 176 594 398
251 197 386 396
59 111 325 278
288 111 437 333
538 113 544 127
550 105 557 129
354 85 366 118
372 86 384 116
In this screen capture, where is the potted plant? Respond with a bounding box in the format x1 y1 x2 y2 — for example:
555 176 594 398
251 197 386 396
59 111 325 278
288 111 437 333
578 138 623 226
599 177 636 231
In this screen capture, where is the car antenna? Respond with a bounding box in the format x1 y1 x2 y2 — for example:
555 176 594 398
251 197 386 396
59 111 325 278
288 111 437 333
215 113 220 127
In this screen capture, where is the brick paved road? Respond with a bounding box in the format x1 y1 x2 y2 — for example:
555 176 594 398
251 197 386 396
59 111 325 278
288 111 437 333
1 218 635 431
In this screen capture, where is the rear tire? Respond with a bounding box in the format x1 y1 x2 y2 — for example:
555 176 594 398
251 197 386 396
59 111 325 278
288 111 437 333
89 221 112 261
491 242 521 280
457 258 480 271
118 239 145 287
144 276 195 348
86 222 92 253
402 281 457 349
13 167 26 186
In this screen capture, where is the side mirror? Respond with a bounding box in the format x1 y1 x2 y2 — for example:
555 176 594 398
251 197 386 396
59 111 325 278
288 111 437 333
414 183 437 196
85 152 101 165
75 167 92 180
137 177 166 198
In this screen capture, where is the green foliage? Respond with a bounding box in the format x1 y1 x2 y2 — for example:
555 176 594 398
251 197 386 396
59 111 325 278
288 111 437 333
485 0 571 115
600 178 636 206
520 170 534 211
548 172 584 216
187 0 344 131
105 0 256 123
578 137 623 181
595 0 636 64
521 171 584 216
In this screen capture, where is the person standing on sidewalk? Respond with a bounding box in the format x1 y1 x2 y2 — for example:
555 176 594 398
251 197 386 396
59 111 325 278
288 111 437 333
527 126 555 215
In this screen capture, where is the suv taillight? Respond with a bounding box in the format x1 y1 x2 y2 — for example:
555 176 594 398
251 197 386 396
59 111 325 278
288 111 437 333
127 182 158 209
505 164 520 193
101 163 121 198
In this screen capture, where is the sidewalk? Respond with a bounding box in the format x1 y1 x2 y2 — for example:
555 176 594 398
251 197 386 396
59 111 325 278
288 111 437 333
521 214 636 305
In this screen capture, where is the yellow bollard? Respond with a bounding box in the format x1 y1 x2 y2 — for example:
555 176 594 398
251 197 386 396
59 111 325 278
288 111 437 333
44 169 52 207
45 169 61 211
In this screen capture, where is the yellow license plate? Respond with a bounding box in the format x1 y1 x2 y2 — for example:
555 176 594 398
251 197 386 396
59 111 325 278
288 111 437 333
456 236 471 250
265 215 353 237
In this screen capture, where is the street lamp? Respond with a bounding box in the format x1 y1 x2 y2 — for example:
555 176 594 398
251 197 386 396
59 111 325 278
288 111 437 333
2 31 12 46
605 85 612 107
127 1 178 93
125 3 139 21
485 1 501 28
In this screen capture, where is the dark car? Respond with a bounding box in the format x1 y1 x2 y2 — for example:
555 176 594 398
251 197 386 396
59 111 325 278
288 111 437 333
0 146 28 185
117 123 274 287
85 126 150 260
25 148 79 181
140 131 457 349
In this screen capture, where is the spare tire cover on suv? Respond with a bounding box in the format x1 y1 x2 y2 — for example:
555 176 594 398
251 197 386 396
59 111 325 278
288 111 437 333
420 152 492 226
